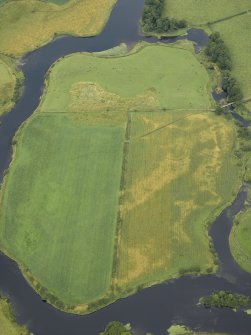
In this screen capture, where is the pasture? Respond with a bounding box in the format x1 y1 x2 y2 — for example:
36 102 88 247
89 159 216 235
41 43 212 112
230 210 251 274
0 0 116 55
0 112 126 308
165 0 251 26
115 110 241 290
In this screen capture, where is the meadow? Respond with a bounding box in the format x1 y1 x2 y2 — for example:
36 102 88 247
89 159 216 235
41 43 212 112
0 0 116 55
0 298 28 335
0 112 126 309
0 43 242 312
164 0 251 26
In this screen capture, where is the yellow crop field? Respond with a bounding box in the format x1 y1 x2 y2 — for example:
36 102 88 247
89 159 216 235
0 0 116 55
114 110 241 291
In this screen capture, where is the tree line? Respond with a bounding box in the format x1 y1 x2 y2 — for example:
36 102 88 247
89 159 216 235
205 32 243 103
142 0 187 34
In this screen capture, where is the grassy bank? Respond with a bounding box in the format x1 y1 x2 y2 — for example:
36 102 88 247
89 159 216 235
0 43 243 313
0 0 116 56
0 297 29 335
0 55 23 115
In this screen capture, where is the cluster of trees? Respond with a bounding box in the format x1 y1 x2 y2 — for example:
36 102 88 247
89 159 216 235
100 321 132 335
205 32 231 70
142 0 187 33
206 32 243 104
200 290 251 310
222 71 243 103
205 32 243 102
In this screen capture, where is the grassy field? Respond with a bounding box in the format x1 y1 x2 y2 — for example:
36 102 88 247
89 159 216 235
0 43 242 313
41 43 212 112
230 209 251 273
115 110 240 290
164 0 251 26
0 0 116 55
0 112 126 309
0 298 28 335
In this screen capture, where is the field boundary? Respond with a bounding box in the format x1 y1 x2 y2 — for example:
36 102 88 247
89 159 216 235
111 111 131 291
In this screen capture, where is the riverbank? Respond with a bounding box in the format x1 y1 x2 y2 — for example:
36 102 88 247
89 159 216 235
0 296 29 335
0 55 23 116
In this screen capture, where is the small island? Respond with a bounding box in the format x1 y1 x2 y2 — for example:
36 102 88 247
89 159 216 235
199 290 251 311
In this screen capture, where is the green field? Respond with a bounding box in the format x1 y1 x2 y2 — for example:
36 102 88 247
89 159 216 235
0 112 125 309
0 298 28 335
41 43 212 112
165 0 251 26
0 43 243 313
0 0 116 55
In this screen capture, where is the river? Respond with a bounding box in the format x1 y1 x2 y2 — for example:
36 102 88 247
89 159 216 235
0 0 251 334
